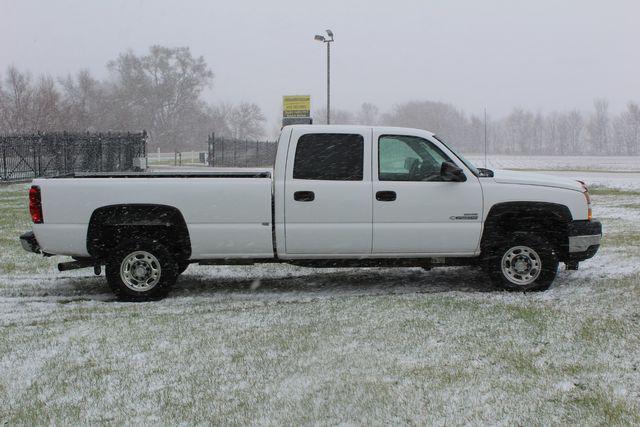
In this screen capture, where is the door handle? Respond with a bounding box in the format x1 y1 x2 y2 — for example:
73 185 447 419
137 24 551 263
294 191 315 202
376 191 397 201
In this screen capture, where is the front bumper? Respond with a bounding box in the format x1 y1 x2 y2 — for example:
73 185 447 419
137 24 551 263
567 219 602 261
19 231 41 254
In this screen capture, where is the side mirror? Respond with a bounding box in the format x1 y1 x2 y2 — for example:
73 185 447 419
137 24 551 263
440 161 466 182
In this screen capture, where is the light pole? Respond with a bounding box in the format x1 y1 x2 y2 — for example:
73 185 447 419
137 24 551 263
314 29 334 124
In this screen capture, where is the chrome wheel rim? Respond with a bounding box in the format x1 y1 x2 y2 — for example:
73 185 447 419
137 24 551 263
501 245 541 286
120 251 161 292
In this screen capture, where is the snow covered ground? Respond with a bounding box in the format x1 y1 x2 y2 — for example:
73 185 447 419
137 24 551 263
1 166 639 424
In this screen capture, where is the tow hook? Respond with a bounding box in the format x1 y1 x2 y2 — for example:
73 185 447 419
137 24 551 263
94 265 102 276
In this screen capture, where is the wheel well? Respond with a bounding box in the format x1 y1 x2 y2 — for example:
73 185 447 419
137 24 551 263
481 202 572 260
87 204 191 261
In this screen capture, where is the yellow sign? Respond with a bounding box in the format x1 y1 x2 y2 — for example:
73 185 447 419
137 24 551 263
283 95 311 118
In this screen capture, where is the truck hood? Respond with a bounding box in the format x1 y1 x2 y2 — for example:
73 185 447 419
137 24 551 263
492 169 583 192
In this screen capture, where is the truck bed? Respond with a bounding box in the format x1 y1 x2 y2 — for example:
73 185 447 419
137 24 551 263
31 174 275 259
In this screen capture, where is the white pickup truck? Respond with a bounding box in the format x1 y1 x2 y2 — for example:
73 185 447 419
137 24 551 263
20 125 602 300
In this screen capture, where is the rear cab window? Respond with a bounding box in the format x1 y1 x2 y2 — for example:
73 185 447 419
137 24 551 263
293 133 364 181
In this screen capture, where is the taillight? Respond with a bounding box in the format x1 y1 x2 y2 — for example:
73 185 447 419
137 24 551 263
29 185 43 224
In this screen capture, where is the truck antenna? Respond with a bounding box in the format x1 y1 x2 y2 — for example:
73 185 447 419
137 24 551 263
484 107 488 169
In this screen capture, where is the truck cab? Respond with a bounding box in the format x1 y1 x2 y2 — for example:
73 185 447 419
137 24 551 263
274 125 483 257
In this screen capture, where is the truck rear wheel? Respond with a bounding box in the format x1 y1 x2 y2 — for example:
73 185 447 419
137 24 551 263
106 239 178 301
483 232 558 292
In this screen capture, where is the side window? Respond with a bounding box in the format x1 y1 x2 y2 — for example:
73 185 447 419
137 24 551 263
293 133 364 180
378 135 453 181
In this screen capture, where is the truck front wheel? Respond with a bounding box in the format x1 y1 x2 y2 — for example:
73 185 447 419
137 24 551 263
106 239 178 301
483 232 558 292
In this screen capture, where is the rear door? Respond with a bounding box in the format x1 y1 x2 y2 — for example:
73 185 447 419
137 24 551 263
372 131 483 254
284 129 372 255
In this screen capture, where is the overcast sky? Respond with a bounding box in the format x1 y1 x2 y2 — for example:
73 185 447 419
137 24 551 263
1 0 639 125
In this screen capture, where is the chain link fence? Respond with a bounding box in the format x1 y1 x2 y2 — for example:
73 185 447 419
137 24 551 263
207 133 276 167
0 132 147 182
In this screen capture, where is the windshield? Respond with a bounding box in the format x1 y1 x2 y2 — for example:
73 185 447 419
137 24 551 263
432 135 480 177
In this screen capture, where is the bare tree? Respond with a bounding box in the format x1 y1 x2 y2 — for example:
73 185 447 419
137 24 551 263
0 67 62 132
313 107 355 125
30 76 61 131
227 102 266 140
356 102 379 125
60 70 105 131
381 100 470 150
207 102 234 138
587 98 610 154
614 102 640 155
468 115 485 153
566 110 584 154
107 46 214 149
502 108 536 154
0 66 34 132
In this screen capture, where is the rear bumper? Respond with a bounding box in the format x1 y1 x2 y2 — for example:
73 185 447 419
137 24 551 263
567 219 602 261
19 231 41 254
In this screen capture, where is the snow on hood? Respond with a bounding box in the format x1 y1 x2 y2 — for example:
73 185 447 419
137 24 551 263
492 169 583 191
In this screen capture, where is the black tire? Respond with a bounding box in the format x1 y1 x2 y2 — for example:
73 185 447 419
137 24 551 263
105 238 178 301
483 232 558 292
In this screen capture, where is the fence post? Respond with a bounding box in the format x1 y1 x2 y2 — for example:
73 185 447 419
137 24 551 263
63 133 68 174
117 133 122 170
2 139 6 181
142 130 147 158
62 135 67 173
209 132 216 167
99 133 103 172
33 136 38 177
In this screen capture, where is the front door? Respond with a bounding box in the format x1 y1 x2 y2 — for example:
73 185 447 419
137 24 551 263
284 130 373 255
372 132 483 254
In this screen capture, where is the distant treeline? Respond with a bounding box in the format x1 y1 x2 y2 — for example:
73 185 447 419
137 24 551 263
1 45 639 155
314 99 640 156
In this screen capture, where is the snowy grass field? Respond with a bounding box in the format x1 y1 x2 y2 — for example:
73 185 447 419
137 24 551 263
1 163 640 424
